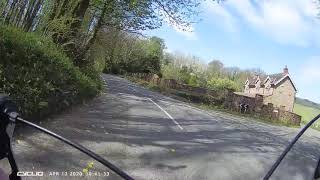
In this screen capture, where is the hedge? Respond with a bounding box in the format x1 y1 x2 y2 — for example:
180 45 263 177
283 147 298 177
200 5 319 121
0 25 101 119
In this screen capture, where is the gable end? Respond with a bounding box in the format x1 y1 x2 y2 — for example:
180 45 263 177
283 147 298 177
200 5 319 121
274 75 297 92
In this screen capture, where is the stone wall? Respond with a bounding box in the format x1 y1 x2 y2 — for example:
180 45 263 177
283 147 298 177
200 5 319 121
224 92 263 113
224 92 301 126
130 73 301 126
278 110 301 125
259 103 278 120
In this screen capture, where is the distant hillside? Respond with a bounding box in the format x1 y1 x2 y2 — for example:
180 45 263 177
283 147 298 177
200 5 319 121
295 97 320 110
294 97 320 125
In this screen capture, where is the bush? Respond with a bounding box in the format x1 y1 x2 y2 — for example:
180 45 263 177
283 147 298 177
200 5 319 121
0 25 101 119
207 78 238 92
188 73 199 87
80 65 103 90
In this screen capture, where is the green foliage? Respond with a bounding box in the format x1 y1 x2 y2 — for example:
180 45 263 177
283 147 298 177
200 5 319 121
100 0 201 33
161 64 181 79
188 74 199 87
99 30 164 75
207 78 238 91
0 25 100 118
178 66 192 84
80 65 103 90
45 16 76 40
1 0 213 71
161 53 264 92
161 52 208 87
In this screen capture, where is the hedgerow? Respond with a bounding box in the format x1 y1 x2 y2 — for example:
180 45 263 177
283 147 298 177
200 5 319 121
0 25 101 119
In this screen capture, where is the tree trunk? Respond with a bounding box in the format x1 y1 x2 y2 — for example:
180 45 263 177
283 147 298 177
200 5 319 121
14 0 27 27
57 0 70 18
87 9 97 34
69 0 90 37
83 1 109 53
22 0 36 27
4 0 18 24
60 0 90 66
48 0 61 21
1 0 10 18
24 0 43 31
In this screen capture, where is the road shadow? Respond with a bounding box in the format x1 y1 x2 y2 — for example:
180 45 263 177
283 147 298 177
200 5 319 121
4 74 320 180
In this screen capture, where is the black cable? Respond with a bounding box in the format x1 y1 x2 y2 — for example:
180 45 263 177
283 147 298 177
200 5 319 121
15 116 134 180
264 114 320 180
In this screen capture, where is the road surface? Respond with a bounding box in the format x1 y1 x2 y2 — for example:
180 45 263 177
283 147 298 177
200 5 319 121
1 74 320 180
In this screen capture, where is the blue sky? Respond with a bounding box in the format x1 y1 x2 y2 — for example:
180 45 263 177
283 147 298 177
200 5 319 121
146 0 320 103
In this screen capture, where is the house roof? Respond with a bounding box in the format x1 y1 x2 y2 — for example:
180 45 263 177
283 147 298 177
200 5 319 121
247 75 269 85
247 73 286 85
273 74 298 92
267 73 284 84
246 72 297 92
247 76 259 85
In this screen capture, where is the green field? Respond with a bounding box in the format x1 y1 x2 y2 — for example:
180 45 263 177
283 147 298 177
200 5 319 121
294 103 320 127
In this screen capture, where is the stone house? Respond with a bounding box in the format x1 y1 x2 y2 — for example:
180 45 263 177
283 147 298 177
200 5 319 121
243 66 297 112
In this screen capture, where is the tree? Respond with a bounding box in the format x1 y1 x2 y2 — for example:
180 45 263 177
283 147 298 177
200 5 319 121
94 27 165 74
1 0 222 68
146 37 166 59
207 60 224 78
82 0 206 67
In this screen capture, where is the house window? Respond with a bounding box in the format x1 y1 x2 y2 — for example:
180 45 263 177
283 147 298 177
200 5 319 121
266 84 271 89
265 84 271 92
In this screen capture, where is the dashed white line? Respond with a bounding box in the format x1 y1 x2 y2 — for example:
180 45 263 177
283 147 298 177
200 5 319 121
148 98 184 130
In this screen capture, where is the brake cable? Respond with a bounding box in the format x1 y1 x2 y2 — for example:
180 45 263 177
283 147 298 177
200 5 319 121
264 114 320 180
3 96 319 180
0 96 134 180
14 116 134 180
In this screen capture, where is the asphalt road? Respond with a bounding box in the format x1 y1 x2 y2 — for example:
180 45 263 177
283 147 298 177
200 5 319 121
1 74 320 180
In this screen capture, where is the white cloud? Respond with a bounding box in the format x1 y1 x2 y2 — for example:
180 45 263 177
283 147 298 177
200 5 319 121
261 1 310 46
207 0 320 47
299 57 320 84
204 1 237 32
295 56 320 102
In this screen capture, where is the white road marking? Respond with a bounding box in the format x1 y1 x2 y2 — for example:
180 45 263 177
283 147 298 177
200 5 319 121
159 100 219 122
148 98 184 130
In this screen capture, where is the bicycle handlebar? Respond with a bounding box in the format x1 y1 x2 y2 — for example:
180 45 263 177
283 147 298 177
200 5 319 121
0 95 134 180
13 116 134 180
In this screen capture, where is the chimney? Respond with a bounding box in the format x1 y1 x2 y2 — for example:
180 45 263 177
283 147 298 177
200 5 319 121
283 65 289 75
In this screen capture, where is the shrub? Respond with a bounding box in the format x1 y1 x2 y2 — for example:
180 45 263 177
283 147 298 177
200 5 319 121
207 78 238 92
80 65 103 90
0 25 100 119
188 73 199 87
